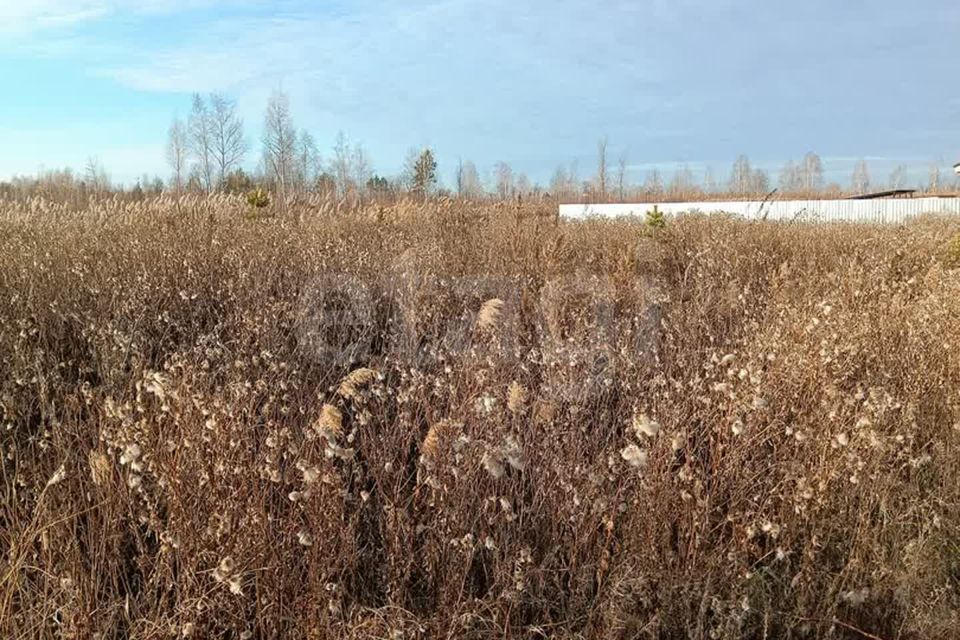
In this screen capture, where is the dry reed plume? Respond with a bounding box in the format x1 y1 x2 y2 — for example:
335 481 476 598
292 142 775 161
2 194 960 638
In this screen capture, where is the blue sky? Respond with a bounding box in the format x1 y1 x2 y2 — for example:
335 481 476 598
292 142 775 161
1 0 958 188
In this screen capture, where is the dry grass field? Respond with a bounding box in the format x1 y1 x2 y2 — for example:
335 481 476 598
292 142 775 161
2 195 960 638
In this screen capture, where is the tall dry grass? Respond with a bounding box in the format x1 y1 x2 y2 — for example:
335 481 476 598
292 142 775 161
2 195 960 639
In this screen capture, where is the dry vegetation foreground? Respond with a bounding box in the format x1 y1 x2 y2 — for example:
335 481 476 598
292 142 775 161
3 196 960 639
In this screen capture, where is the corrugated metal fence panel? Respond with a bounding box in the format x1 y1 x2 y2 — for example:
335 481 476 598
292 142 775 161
559 198 960 223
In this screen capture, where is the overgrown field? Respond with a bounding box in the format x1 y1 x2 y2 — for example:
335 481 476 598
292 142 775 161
3 196 960 639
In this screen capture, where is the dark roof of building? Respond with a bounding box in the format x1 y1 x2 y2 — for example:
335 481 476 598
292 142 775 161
846 188 917 200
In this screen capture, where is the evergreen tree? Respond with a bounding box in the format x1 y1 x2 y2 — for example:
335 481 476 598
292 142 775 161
412 148 437 196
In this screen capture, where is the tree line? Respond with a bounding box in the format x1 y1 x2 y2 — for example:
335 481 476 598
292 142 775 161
165 89 450 201
553 140 960 203
3 91 957 203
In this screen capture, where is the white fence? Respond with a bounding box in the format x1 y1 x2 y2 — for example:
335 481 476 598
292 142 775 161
559 198 960 224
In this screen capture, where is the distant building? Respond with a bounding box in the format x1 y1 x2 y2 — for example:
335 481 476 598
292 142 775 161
954 162 960 176
846 188 917 200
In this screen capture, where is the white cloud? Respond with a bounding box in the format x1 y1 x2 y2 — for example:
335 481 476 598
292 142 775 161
50 1 644 180
95 0 663 142
0 2 110 32
0 0 246 36
7 0 956 185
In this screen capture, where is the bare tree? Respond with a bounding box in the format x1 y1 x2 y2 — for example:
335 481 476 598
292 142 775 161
84 157 110 194
188 94 215 192
779 160 800 193
888 165 907 190
350 143 372 193
751 168 770 194
851 159 870 194
616 149 628 201
460 160 481 198
494 161 514 199
550 165 572 200
644 169 664 200
596 136 609 201
515 173 531 196
401 147 419 191
330 132 354 196
325 132 373 196
668 165 696 199
166 117 189 196
928 161 942 193
295 130 320 191
455 159 481 198
209 93 247 189
550 160 583 201
703 166 717 194
262 89 297 202
800 152 823 194
729 154 752 195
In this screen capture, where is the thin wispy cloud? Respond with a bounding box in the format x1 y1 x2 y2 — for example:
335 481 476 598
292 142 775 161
98 1 662 95
87 0 673 174
0 1 204 34
0 2 109 33
1 0 958 185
